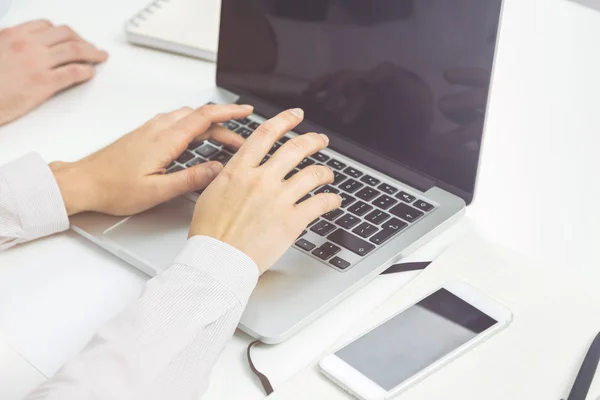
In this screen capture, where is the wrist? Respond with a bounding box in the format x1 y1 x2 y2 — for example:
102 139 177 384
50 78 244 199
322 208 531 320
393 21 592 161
49 161 96 216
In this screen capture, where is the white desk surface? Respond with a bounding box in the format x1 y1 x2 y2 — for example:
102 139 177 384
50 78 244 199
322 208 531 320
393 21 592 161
0 0 599 399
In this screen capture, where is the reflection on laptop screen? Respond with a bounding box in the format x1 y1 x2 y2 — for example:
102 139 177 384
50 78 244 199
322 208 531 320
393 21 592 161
217 0 503 197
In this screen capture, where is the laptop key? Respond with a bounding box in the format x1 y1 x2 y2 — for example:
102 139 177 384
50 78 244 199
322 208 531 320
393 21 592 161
235 117 251 125
348 201 373 217
390 203 424 223
295 238 316 252
248 121 260 130
315 185 340 195
310 221 336 236
208 139 222 146
365 210 391 225
186 158 203 167
312 152 330 163
360 175 380 186
327 229 375 256
343 167 363 178
414 200 434 212
260 155 270 165
167 161 176 170
370 218 408 245
339 193 356 208
322 208 344 221
223 120 240 131
339 179 364 194
268 142 281 155
298 158 315 169
167 165 184 174
396 191 416 204
352 222 379 238
327 159 346 170
378 183 398 195
297 193 312 204
312 242 341 260
196 144 219 158
237 127 253 138
176 151 195 164
330 256 351 270
336 214 360 229
356 187 380 202
333 172 347 186
279 135 291 143
373 195 398 210
210 151 233 165
285 168 300 180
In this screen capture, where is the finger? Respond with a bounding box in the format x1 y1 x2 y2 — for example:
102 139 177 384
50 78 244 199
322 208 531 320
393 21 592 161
160 104 253 145
157 161 223 201
203 124 245 151
295 193 342 225
49 64 96 93
233 108 304 167
146 107 195 134
49 41 108 67
38 25 84 46
265 132 329 178
444 67 490 87
18 19 54 33
284 165 334 201
438 89 488 124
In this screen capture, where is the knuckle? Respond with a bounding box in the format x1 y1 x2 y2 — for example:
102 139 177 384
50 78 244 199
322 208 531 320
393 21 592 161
255 122 275 138
288 135 309 150
318 194 333 211
185 168 198 191
9 38 29 53
69 41 83 56
308 165 326 181
59 25 75 36
39 19 53 28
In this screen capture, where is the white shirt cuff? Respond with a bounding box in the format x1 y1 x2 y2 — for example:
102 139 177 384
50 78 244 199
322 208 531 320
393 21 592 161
0 153 69 241
175 235 259 305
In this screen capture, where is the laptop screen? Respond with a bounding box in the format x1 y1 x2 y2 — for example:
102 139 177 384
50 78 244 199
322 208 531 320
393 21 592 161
217 0 503 200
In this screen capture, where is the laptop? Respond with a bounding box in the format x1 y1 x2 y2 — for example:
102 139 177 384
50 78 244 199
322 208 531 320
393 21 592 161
71 0 504 344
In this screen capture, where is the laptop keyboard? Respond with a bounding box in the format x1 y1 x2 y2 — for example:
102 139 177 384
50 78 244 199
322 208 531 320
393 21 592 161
166 113 437 272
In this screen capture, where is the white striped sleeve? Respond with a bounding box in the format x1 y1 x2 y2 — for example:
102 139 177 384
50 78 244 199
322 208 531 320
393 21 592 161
0 153 70 250
27 235 259 400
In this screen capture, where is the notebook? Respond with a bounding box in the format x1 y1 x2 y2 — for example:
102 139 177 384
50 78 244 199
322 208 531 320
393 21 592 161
125 0 221 62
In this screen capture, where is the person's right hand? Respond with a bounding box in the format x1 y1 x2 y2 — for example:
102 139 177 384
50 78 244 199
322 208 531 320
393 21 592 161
0 20 108 126
189 108 342 274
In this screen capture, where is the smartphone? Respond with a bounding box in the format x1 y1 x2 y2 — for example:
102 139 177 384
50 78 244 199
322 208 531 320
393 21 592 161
319 280 512 400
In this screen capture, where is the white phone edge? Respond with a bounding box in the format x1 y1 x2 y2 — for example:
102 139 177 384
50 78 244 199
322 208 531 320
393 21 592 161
318 280 513 400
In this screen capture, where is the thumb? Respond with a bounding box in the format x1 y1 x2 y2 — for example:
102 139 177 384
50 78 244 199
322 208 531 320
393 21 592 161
162 161 223 198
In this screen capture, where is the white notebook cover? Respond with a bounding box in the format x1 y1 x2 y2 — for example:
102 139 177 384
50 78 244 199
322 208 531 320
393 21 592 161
125 0 221 62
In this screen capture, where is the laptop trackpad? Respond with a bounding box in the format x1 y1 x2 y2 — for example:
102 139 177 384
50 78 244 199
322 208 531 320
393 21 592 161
103 197 195 272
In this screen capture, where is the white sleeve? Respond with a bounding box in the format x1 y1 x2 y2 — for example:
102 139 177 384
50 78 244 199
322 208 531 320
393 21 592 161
26 235 259 400
0 153 70 250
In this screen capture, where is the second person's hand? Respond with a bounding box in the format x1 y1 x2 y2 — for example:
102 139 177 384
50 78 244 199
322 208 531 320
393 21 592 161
189 108 342 274
0 20 109 126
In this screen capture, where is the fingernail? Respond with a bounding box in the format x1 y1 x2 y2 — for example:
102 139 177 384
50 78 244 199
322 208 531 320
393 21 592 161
241 104 254 110
319 134 329 144
207 162 223 179
290 108 304 117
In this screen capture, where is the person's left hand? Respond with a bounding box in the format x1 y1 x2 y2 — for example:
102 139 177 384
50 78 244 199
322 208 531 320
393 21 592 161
50 104 253 216
0 20 108 126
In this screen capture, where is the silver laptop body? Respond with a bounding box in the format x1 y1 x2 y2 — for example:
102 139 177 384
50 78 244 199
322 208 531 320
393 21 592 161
71 0 503 343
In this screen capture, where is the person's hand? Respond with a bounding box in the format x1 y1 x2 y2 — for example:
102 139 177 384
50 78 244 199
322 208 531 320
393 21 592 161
189 108 342 274
438 67 491 144
49 104 253 216
0 20 108 126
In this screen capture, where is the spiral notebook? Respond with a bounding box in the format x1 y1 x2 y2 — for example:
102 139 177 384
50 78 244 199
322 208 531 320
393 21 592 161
125 0 221 62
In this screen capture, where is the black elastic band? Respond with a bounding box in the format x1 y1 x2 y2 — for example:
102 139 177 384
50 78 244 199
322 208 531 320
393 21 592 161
247 340 274 395
246 261 431 396
565 330 600 400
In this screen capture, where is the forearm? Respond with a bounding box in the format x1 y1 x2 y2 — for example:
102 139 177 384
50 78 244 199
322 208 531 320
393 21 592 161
0 153 69 250
27 236 259 400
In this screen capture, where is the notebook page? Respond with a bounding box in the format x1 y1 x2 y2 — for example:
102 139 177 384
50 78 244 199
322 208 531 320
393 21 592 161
128 0 220 55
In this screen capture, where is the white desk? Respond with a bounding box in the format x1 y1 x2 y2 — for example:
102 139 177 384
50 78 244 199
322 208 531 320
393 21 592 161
1 0 600 398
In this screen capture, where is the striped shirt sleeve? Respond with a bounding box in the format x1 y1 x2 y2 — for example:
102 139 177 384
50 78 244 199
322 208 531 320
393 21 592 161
0 153 70 250
27 236 259 400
